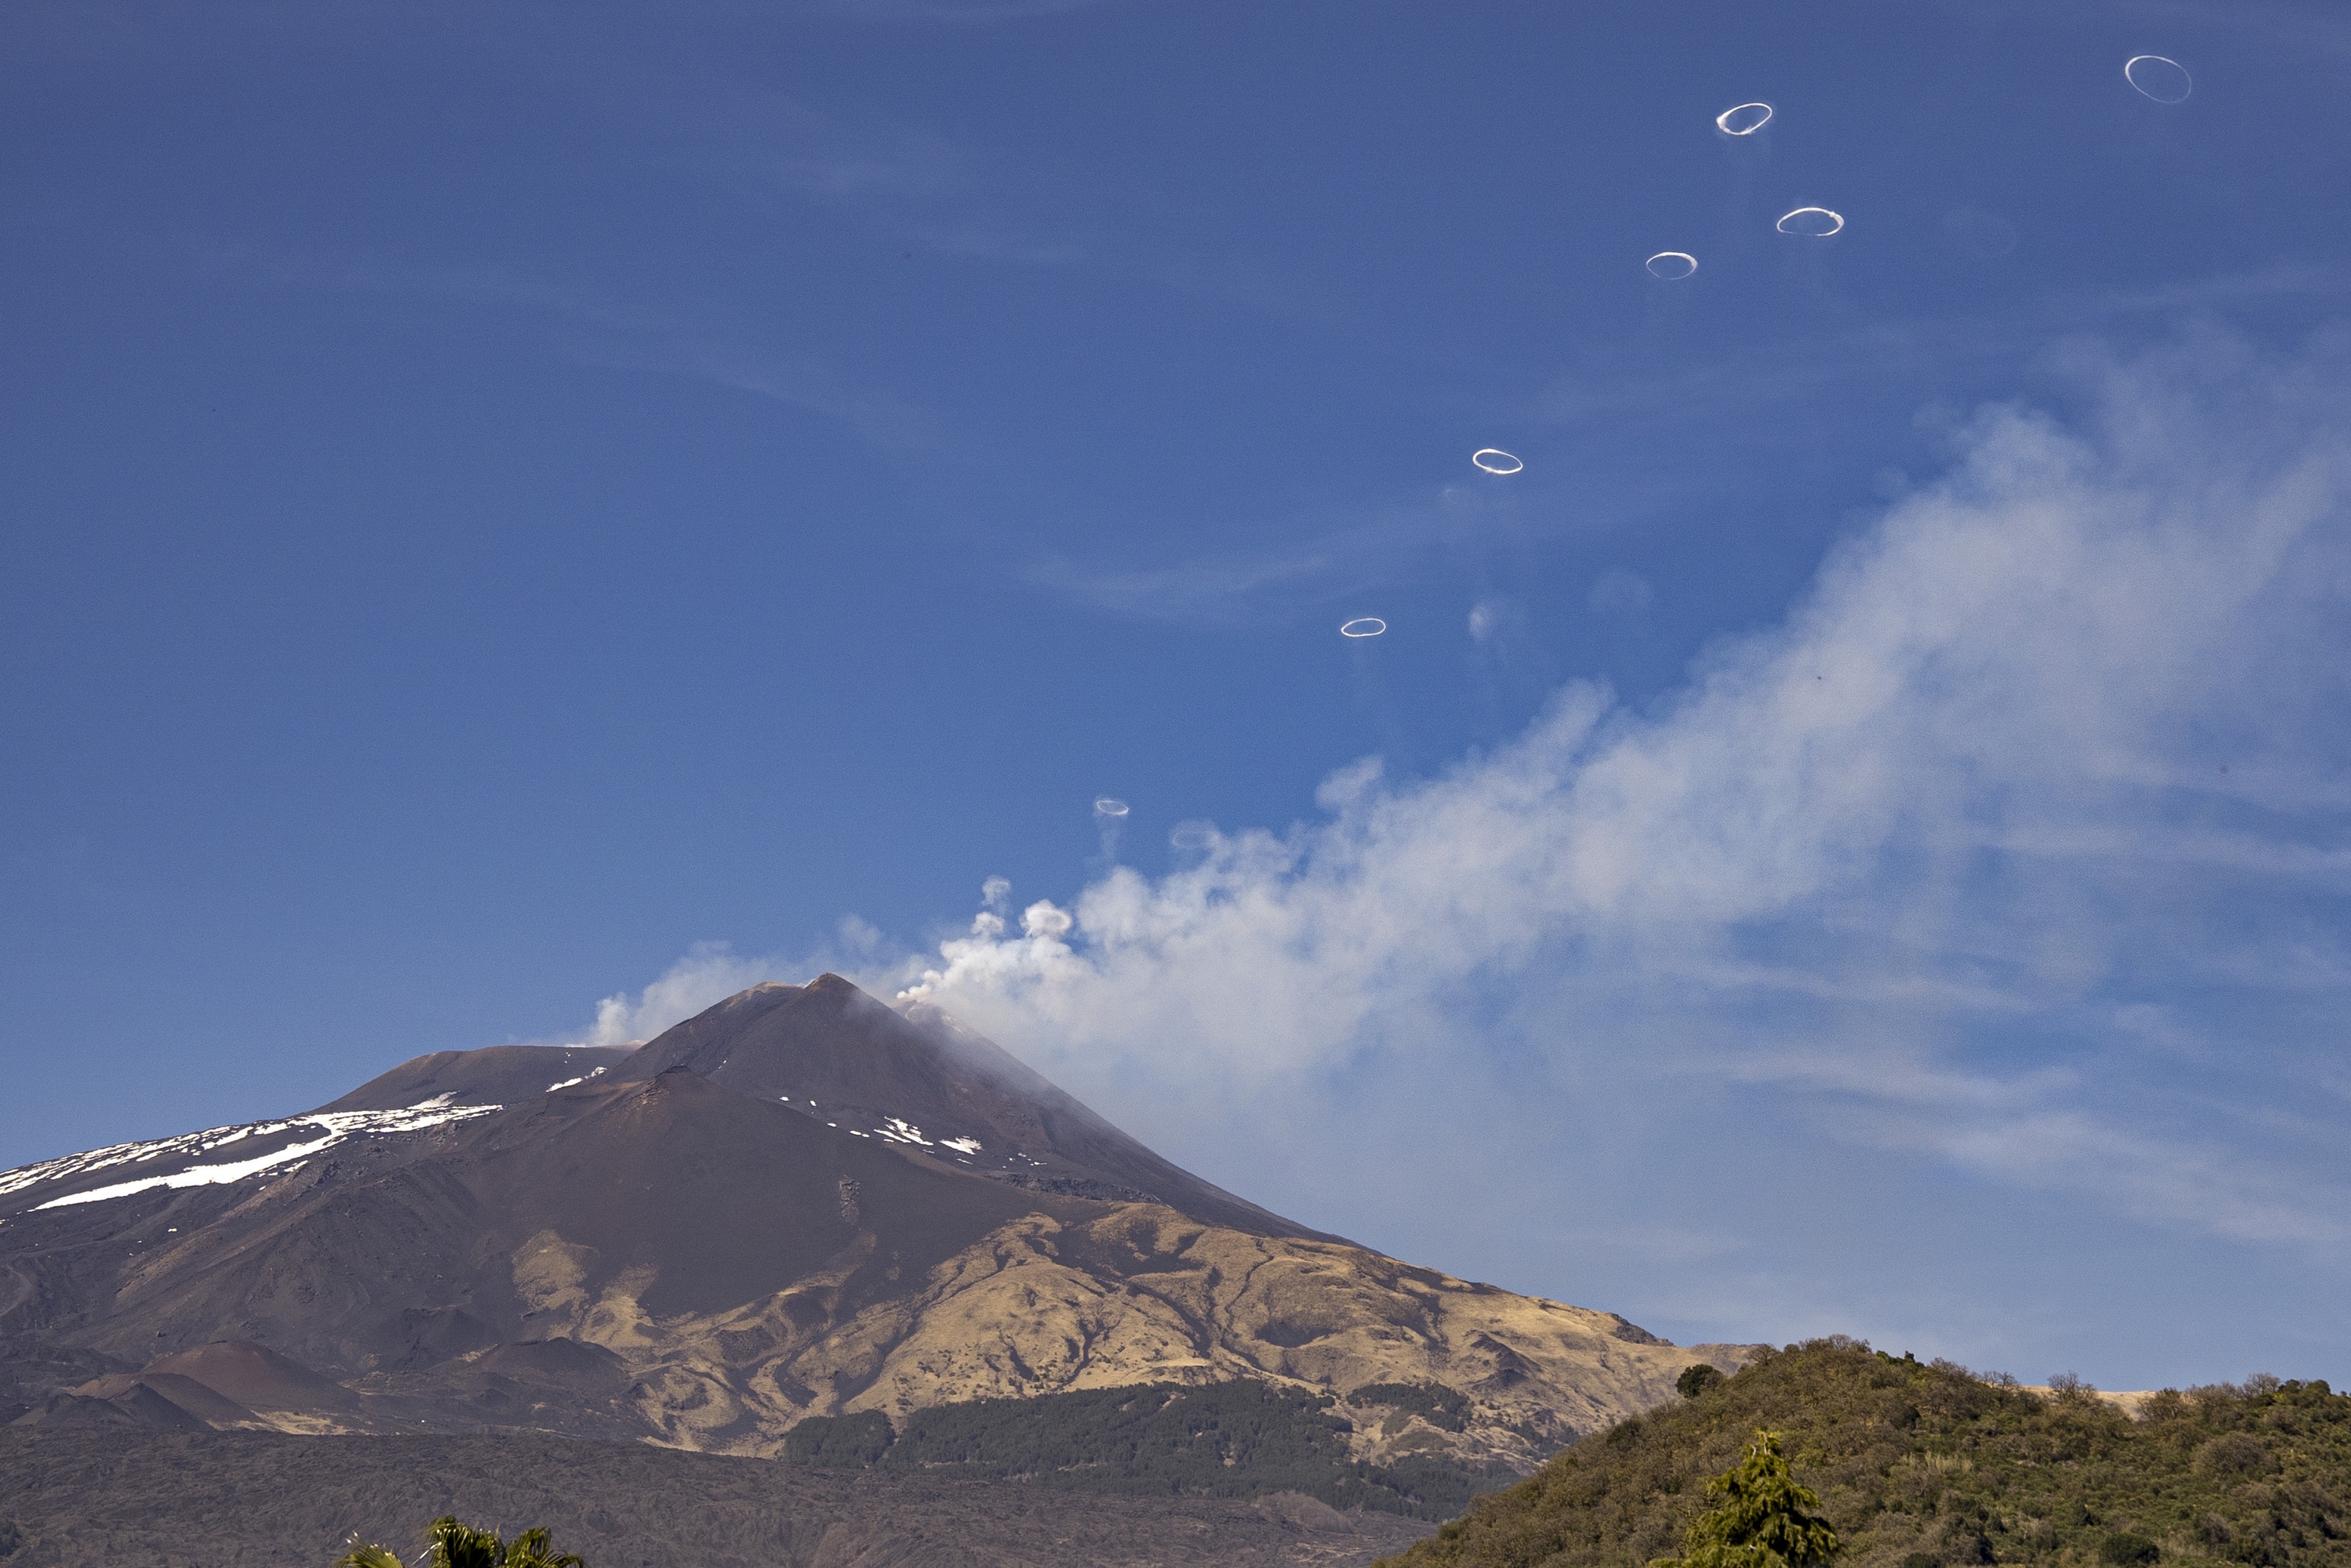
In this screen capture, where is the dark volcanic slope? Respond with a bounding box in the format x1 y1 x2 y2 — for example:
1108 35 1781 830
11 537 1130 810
5 1070 1083 1387
321 1043 636 1111
0 1428 1435 1568
611 974 1329 1239
8 978 1731 1469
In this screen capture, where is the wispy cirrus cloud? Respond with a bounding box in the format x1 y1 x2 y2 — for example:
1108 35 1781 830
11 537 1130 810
203 243 944 449
1017 266 2351 632
1023 535 1368 627
797 0 1123 20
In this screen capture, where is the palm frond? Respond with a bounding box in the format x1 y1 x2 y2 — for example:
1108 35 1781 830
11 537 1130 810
504 1526 585 1568
423 1514 509 1568
331 1535 406 1568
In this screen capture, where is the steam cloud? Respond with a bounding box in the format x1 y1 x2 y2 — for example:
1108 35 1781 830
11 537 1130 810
897 332 2351 1252
587 942 794 1045
584 334 2351 1365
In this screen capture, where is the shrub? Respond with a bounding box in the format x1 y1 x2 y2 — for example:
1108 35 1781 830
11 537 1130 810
1352 1381 1473 1433
782 1409 895 1467
1948 1531 1994 1564
1680 1365 1727 1400
2100 1532 2160 1566
2194 1433 2271 1478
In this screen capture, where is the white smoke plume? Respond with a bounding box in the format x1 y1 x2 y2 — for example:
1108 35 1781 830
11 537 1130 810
897 331 2351 1255
586 942 795 1045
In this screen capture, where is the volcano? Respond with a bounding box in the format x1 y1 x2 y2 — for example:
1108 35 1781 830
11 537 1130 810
1 976 1749 1467
316 976 1322 1237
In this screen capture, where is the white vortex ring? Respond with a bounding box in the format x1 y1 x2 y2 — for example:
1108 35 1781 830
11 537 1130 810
2124 55 2192 104
1776 206 1845 236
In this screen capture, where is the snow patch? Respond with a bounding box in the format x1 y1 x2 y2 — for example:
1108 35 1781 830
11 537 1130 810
8 1098 504 1211
941 1136 983 1155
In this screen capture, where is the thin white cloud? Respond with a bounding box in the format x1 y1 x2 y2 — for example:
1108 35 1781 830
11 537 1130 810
1026 484 1545 626
1587 569 1653 616
207 243 941 450
799 0 1120 19
894 331 2351 1250
1024 540 1360 625
1857 1107 2346 1247
1924 0 2351 59
585 942 799 1045
582 340 943 451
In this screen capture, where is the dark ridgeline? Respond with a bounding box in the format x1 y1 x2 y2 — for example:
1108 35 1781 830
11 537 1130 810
786 1379 1521 1519
0 1427 1436 1566
320 1044 637 1113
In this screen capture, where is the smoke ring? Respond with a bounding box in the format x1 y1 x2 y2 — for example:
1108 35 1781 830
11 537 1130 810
2124 55 2193 104
1776 207 1846 237
1716 102 1773 136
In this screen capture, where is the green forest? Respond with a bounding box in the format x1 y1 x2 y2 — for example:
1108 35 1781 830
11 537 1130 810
1383 1339 2351 1568
784 1380 1518 1518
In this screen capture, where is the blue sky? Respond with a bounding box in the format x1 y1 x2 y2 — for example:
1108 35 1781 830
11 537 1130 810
6 0 2351 1390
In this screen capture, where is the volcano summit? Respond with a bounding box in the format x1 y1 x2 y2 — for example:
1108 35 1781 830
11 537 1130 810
2 977 1745 1471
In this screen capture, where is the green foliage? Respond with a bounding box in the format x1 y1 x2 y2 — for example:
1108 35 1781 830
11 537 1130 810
337 1515 584 1568
787 1380 1515 1519
783 1408 896 1466
1653 1431 1841 1568
1354 1382 1475 1434
333 1540 405 1567
429 1515 511 1568
504 1527 583 1568
1381 1339 2351 1568
1682 1366 1729 1400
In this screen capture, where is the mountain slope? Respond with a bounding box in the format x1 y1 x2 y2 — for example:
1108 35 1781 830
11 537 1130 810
1 979 1753 1475
1383 1340 2351 1568
607 975 1325 1237
321 1044 634 1112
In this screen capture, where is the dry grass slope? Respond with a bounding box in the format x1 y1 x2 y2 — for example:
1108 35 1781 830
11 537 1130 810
516 1203 1751 1466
